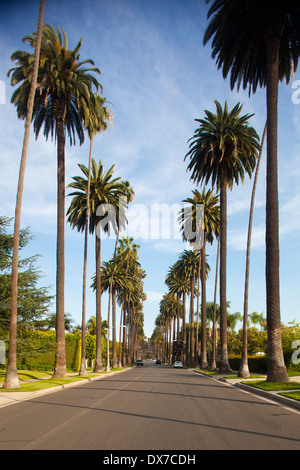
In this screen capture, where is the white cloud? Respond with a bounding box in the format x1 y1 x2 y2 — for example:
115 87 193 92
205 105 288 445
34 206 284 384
146 291 163 302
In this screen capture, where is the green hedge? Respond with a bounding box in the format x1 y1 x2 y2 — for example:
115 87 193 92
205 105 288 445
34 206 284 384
229 355 267 373
12 331 110 371
229 353 300 374
15 330 81 371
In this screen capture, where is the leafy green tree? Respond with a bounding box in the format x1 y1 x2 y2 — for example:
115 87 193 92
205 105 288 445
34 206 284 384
0 217 52 337
202 0 300 381
185 100 260 373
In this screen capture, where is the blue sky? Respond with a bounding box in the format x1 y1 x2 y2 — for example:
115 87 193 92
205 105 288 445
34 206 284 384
0 0 299 338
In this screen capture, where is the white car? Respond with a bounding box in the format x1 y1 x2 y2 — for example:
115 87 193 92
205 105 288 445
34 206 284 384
173 361 183 368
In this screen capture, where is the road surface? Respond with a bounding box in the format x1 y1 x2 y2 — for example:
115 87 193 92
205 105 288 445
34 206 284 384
0 361 299 451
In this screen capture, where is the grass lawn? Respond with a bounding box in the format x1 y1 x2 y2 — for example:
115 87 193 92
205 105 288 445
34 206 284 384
279 391 300 402
0 369 53 384
197 369 219 375
0 367 126 392
241 380 300 391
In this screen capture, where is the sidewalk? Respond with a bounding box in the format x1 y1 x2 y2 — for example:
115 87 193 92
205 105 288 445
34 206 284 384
193 369 300 411
0 368 132 409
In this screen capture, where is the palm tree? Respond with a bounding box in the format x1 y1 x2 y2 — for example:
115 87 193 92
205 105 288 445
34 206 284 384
8 24 102 378
116 236 140 365
165 263 183 352
177 250 201 364
86 316 107 338
67 159 125 372
209 238 220 371
93 260 130 369
78 94 111 376
179 188 219 368
105 181 135 370
159 292 178 363
227 311 242 334
127 266 146 364
4 0 46 389
239 123 267 377
203 0 299 381
185 100 260 373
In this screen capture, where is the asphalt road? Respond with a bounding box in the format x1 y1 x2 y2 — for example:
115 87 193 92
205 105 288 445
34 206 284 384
0 361 300 452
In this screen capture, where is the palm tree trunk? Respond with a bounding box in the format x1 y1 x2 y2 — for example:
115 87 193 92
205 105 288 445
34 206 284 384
210 237 219 371
239 123 267 378
3 0 46 389
182 291 186 365
108 227 120 369
112 287 117 368
122 301 127 366
265 36 289 382
79 135 94 376
196 253 201 367
118 304 124 367
106 284 112 371
219 165 232 374
94 229 103 372
176 294 180 360
201 239 208 368
190 277 195 364
53 116 67 378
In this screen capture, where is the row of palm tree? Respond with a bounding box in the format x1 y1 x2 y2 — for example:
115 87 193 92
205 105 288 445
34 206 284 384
152 0 300 382
91 236 146 369
152 100 280 376
201 0 300 382
4 2 146 386
153 187 219 367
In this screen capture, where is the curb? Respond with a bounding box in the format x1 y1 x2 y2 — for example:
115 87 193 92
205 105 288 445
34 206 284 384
0 367 132 409
192 369 300 412
235 382 300 411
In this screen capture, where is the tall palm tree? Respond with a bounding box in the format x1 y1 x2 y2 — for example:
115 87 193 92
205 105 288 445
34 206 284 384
105 181 135 370
179 188 219 368
78 94 111 376
159 292 178 363
177 250 201 364
67 159 125 372
170 259 191 364
4 0 46 389
185 100 260 373
92 260 130 369
165 263 183 350
203 0 300 381
8 24 102 378
86 316 107 338
209 238 220 371
116 236 140 365
239 123 267 377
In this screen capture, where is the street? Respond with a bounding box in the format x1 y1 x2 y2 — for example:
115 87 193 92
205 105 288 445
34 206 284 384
0 361 300 451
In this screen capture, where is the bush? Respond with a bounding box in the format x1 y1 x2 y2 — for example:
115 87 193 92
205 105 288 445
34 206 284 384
14 330 81 371
229 354 268 373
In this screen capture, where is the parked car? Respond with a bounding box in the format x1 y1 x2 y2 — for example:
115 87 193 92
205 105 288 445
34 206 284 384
156 359 161 365
173 361 183 368
136 359 143 366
